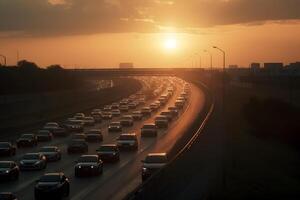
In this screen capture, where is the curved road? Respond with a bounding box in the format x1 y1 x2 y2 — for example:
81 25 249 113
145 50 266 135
0 77 205 200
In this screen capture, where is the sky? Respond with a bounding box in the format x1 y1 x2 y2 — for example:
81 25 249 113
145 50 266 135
0 0 300 68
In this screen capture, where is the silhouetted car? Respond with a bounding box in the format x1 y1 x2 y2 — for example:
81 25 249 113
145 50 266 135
111 103 119 110
180 92 188 100
63 119 84 132
132 111 143 121
155 115 169 128
67 139 88 154
141 124 158 137
103 105 112 111
111 109 121 117
0 142 16 156
86 129 103 142
158 97 167 105
39 146 61 162
128 102 137 109
34 173 69 200
72 133 86 140
36 130 53 142
160 111 173 121
141 153 167 181
91 113 102 123
168 106 179 117
120 105 129 112
175 100 185 109
96 144 120 162
0 192 18 200
19 153 47 171
74 113 85 119
101 111 112 120
0 161 19 180
108 122 122 132
75 155 103 177
16 134 38 148
120 115 134 127
117 133 138 150
141 107 151 116
83 117 95 126
150 103 159 111
43 122 68 137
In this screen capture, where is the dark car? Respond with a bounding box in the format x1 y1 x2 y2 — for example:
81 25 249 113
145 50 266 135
108 122 122 132
117 133 138 150
16 134 38 148
175 99 185 109
0 161 19 181
96 144 120 162
19 153 47 171
119 105 129 112
0 142 16 156
0 192 18 200
111 109 121 117
39 146 61 162
82 117 95 126
91 113 102 123
36 130 53 142
86 129 103 142
149 103 159 111
43 122 68 137
155 115 169 128
67 139 88 154
34 173 70 200
167 106 179 117
141 153 167 181
63 120 84 132
120 115 134 127
141 107 151 116
141 124 158 137
132 111 143 121
101 111 112 120
75 155 103 177
160 111 173 122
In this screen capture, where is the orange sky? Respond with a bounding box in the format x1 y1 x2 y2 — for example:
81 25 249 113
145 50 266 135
0 0 300 68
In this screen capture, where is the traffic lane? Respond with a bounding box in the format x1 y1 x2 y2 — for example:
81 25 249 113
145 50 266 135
0 80 181 198
81 83 204 200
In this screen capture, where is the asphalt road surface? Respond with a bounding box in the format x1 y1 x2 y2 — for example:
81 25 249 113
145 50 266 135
0 77 205 200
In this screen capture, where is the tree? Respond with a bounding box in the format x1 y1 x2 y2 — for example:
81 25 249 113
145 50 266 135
17 60 40 71
46 64 64 71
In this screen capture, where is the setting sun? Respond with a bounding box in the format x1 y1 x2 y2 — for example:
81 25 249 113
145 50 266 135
164 37 177 50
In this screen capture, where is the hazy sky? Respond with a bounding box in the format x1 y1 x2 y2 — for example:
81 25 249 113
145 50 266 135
0 0 300 68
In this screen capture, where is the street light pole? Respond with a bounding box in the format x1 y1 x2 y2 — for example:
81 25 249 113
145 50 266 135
194 53 202 68
0 54 6 66
204 49 213 86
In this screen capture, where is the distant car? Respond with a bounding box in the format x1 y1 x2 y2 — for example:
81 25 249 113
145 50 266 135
0 192 18 200
141 107 151 116
141 124 158 137
0 142 16 156
74 113 85 119
111 103 119 110
36 130 53 142
150 103 159 111
160 111 173 121
132 111 143 121
141 153 167 181
168 106 179 117
19 153 47 171
120 105 129 112
72 133 86 140
39 146 61 162
75 155 103 177
128 102 137 109
43 122 68 137
111 109 121 117
0 161 19 180
34 173 70 200
86 129 103 142
83 116 95 126
180 92 188 100
63 119 84 132
91 109 101 115
175 100 185 109
108 122 122 132
155 115 169 128
101 111 112 120
91 113 102 123
158 97 167 105
117 133 138 150
67 139 88 154
120 115 134 127
103 105 112 111
96 144 120 162
16 134 38 148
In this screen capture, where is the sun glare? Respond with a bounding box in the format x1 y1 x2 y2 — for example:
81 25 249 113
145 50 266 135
164 37 177 50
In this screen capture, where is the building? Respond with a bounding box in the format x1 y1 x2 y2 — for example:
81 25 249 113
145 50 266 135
250 63 260 73
264 63 283 75
119 63 134 69
228 65 238 69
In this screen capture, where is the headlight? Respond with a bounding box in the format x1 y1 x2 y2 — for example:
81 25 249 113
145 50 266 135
20 161 24 165
78 166 81 168
91 166 94 169
112 152 116 155
142 167 147 172
5 170 10 173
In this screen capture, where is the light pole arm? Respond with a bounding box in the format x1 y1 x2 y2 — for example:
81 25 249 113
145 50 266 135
0 54 6 66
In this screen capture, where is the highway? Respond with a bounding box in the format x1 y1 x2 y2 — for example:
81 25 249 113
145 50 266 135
0 76 205 200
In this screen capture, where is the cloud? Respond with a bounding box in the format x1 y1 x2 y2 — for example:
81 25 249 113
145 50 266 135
0 0 300 37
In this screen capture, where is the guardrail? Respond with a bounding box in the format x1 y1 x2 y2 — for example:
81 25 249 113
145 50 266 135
124 80 215 200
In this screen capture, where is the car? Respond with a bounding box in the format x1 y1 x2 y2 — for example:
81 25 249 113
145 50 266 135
111 103 119 110
72 133 86 140
108 122 122 132
75 155 103 177
117 133 138 150
180 92 188 100
91 109 101 115
67 139 88 154
19 153 47 171
160 111 173 121
0 192 18 200
155 115 169 128
43 122 68 137
74 113 85 119
0 142 16 156
103 105 112 111
36 130 53 142
128 102 137 109
141 153 167 181
168 106 179 117
120 115 134 127
141 124 158 137
34 173 69 200
63 119 84 132
175 100 185 109
141 107 151 116
111 109 121 117
176 96 186 103
96 144 120 162
149 103 159 111
16 134 38 148
158 97 167 105
101 111 112 120
132 110 143 121
120 105 129 112
0 161 19 180
91 113 102 123
86 129 103 142
83 116 95 126
39 146 61 162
